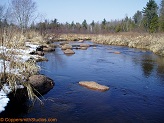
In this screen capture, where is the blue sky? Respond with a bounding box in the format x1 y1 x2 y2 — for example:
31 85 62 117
36 0 161 23
0 0 161 23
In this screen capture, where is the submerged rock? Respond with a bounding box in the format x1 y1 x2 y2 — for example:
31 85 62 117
80 47 88 50
114 51 121 54
29 75 54 95
80 44 90 47
79 81 109 91
78 40 84 43
64 49 75 54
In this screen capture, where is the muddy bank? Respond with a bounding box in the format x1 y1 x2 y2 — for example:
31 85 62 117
49 33 164 56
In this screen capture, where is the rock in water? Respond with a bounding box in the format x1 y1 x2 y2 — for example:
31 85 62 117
43 47 55 52
64 49 75 54
80 47 88 50
114 51 121 54
61 44 72 50
80 44 90 47
29 75 54 95
79 81 109 91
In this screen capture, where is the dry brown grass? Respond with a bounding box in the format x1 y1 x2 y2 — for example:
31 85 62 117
91 33 164 56
26 31 46 45
56 33 164 56
0 28 45 103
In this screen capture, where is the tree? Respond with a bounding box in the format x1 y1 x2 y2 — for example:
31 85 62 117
159 0 164 31
11 0 36 32
71 21 75 32
82 19 87 29
101 18 107 29
0 5 4 21
124 16 129 31
133 11 142 26
90 20 95 33
142 0 159 33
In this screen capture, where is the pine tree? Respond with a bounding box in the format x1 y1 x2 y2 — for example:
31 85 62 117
82 19 87 29
90 20 95 33
159 0 164 32
133 11 142 26
142 0 159 33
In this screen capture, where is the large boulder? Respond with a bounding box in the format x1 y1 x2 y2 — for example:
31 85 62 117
29 75 54 95
79 81 109 91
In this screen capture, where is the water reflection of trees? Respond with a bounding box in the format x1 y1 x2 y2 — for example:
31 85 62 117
141 58 154 77
38 49 66 74
156 57 164 83
132 54 155 77
132 53 164 82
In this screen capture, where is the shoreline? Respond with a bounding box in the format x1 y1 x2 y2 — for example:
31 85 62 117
0 31 55 113
47 33 164 57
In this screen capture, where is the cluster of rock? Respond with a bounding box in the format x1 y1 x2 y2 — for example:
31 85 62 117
59 42 97 55
26 43 57 95
32 44 56 56
50 33 164 56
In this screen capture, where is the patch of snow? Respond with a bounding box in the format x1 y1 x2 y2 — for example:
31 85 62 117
25 42 39 49
0 60 20 75
2 84 12 94
0 42 43 113
14 54 32 62
0 84 24 113
0 85 11 113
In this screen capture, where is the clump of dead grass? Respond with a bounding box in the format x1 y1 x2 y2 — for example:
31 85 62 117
0 27 44 104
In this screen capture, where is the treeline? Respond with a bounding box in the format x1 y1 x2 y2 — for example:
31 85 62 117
1 0 164 35
34 0 164 34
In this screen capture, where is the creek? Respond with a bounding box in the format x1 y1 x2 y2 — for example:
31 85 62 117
1 41 164 123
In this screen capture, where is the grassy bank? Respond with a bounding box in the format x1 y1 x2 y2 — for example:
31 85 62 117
92 33 164 56
51 33 164 56
0 30 49 112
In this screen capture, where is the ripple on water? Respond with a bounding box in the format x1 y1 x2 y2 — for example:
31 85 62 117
2 42 164 123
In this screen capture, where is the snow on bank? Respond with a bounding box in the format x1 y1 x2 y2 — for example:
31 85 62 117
0 85 11 113
0 60 20 75
0 42 41 113
0 84 24 113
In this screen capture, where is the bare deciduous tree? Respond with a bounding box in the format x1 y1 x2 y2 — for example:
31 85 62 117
0 5 4 20
11 0 36 32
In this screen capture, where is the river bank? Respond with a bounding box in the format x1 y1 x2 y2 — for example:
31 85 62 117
0 31 55 113
47 33 164 56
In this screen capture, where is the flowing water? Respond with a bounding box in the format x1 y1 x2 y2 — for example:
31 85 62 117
1 41 164 123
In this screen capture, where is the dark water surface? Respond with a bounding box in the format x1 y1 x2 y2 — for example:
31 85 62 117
1 41 164 123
